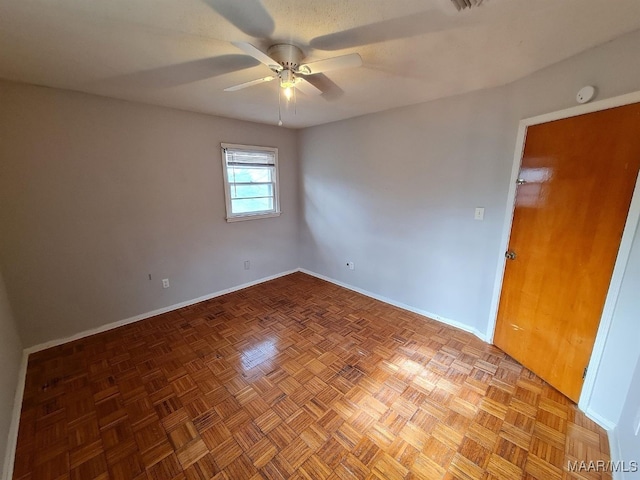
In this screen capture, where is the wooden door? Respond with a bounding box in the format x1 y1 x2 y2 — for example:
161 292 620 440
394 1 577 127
494 103 640 402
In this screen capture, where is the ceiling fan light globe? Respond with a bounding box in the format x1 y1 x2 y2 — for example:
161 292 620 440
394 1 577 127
280 70 295 88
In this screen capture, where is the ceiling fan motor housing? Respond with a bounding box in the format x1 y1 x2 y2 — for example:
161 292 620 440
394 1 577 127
267 44 305 71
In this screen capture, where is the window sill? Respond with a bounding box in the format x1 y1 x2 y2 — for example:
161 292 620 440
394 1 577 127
226 212 281 223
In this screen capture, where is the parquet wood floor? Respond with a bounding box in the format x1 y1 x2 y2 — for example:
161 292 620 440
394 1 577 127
13 272 611 480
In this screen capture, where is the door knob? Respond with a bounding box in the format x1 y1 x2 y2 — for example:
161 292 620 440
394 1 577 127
505 250 517 260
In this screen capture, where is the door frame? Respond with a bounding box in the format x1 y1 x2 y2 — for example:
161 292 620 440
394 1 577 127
486 90 640 423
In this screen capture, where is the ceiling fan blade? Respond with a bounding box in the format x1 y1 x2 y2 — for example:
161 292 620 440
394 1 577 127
224 75 276 92
232 42 282 71
300 74 344 101
297 53 362 75
93 55 259 90
309 1 519 51
295 78 322 96
309 10 470 51
203 0 274 38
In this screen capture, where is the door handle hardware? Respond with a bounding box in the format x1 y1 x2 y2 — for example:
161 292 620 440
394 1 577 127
505 250 517 260
516 178 527 185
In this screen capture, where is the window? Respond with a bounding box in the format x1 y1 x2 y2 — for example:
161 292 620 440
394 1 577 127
221 143 280 221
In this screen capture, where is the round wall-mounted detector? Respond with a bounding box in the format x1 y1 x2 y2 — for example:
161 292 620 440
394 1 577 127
576 86 596 104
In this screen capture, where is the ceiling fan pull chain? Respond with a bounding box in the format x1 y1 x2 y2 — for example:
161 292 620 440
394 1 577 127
278 87 283 126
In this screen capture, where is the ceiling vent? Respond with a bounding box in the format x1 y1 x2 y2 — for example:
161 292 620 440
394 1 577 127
450 0 487 11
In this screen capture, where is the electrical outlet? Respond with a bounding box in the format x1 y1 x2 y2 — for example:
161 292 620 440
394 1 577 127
474 207 485 221
162 278 170 289
346 261 355 270
244 260 250 270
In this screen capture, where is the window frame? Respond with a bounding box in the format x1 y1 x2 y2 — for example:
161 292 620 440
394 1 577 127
221 143 281 222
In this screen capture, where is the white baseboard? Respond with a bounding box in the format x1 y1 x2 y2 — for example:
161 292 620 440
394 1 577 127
24 269 299 355
299 268 488 343
2 351 28 480
585 407 616 432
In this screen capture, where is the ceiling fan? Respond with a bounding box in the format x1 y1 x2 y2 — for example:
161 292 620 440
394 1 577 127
224 42 363 100
202 0 500 124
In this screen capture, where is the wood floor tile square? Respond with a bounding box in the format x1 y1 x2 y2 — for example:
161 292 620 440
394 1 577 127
70 452 109 480
140 440 174 468
108 453 144 480
183 452 219 480
246 437 278 468
254 410 282 435
224 453 257 479
12 273 611 479
145 453 183 480
297 454 333 480
278 437 313 471
176 438 209 469
211 438 243 470
168 421 199 450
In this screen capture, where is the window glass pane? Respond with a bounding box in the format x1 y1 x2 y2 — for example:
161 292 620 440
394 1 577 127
231 198 274 214
227 166 272 183
230 184 273 199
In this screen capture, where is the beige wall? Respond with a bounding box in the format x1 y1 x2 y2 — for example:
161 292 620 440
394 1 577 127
0 81 299 347
0 270 22 478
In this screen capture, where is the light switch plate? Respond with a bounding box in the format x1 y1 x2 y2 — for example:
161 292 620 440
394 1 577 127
474 207 485 221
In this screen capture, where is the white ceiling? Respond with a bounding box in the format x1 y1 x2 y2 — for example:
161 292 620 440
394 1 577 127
1 0 639 128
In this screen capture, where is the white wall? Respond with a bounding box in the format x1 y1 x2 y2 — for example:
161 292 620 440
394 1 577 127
299 86 511 335
299 29 640 432
0 270 23 478
615 355 640 479
594 217 640 478
0 80 299 347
